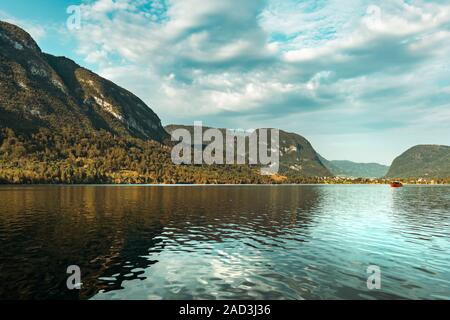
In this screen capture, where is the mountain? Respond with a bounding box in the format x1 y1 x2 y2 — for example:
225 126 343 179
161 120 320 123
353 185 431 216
0 21 309 185
165 125 333 177
0 21 168 142
386 145 450 178
278 130 332 177
319 156 390 178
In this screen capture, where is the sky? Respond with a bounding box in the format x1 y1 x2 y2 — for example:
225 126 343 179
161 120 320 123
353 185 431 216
1 0 449 165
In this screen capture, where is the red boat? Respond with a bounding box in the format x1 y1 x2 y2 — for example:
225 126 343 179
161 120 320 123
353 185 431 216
390 181 403 188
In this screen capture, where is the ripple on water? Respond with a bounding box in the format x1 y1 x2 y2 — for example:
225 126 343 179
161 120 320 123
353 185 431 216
0 185 449 300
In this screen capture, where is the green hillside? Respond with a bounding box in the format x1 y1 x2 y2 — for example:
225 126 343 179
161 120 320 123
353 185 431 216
319 156 390 178
386 145 450 179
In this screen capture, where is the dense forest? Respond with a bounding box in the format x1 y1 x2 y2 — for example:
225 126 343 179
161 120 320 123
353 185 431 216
1 126 449 185
0 127 272 184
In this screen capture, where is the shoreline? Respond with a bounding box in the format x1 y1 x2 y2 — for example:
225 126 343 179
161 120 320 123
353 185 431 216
1 183 449 187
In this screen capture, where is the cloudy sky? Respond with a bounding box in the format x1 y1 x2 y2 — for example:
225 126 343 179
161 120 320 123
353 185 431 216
1 0 450 165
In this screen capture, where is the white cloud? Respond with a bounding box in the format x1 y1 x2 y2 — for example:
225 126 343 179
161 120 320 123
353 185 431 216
91 0 134 13
65 0 450 163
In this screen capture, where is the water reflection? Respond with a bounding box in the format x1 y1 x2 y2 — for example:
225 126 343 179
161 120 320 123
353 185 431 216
0 185 448 300
0 186 322 299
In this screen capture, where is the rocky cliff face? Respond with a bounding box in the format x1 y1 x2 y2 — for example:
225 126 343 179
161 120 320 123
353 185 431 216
0 21 168 142
277 130 332 177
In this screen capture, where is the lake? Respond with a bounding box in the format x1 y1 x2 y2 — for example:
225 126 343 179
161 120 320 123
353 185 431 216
0 185 449 300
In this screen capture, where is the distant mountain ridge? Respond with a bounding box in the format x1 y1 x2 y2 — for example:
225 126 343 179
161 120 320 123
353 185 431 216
319 156 390 178
386 145 450 178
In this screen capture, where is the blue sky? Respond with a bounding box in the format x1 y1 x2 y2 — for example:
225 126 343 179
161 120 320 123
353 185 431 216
1 0 450 165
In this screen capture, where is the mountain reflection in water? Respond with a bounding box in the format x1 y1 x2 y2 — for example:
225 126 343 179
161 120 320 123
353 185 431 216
0 185 448 300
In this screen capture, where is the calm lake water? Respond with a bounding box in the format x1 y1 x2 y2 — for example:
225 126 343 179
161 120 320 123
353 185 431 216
0 185 449 300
